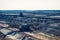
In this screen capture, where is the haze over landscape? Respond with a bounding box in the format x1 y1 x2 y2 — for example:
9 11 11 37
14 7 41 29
0 10 60 40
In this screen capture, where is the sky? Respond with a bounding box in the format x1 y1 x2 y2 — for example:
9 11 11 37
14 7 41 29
0 0 60 10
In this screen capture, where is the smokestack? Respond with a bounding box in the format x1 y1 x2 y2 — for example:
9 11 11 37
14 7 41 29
20 12 23 17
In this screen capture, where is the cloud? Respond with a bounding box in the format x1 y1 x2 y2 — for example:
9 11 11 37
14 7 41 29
0 0 60 10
